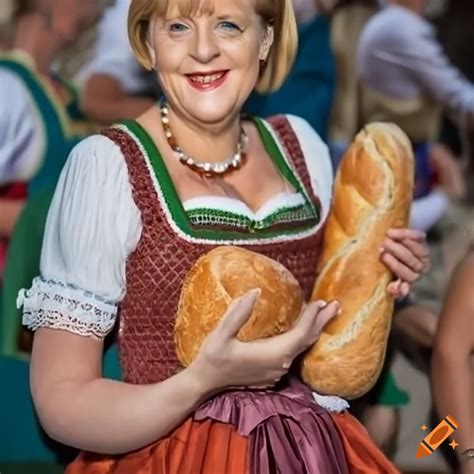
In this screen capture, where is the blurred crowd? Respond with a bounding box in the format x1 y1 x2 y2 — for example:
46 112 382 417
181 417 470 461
0 0 472 472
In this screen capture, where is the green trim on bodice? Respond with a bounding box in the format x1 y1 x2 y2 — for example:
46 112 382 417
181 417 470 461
120 119 320 241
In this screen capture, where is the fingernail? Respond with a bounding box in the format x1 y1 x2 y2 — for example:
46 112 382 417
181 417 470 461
379 247 385 254
315 300 328 309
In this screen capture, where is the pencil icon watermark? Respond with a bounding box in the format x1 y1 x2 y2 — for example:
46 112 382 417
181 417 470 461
416 415 459 459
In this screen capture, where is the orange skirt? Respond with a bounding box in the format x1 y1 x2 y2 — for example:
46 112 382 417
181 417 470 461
66 412 399 474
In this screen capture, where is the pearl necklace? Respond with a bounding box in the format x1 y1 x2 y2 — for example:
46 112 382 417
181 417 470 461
160 101 248 177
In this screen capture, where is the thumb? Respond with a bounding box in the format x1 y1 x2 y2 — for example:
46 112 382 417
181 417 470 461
295 300 340 341
293 300 329 334
311 301 340 337
215 288 261 341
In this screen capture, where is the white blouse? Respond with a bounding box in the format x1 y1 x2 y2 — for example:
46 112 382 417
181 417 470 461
358 5 474 117
19 115 334 339
0 67 46 186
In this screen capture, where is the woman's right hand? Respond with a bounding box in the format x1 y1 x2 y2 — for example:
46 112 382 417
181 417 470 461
189 289 340 393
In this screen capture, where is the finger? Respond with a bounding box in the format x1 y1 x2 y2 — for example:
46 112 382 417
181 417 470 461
293 300 329 333
387 228 426 241
242 301 339 367
380 238 424 273
387 279 402 296
242 302 329 366
399 238 430 260
291 300 340 354
399 281 411 298
381 252 419 283
216 289 261 340
400 239 431 274
311 301 341 338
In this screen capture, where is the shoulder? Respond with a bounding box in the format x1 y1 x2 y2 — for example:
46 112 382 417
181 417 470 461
360 7 428 50
265 114 334 218
63 133 128 186
264 114 332 167
263 114 329 153
266 114 332 170
68 133 123 160
285 115 329 154
0 68 44 183
452 251 474 298
0 68 33 112
435 250 474 345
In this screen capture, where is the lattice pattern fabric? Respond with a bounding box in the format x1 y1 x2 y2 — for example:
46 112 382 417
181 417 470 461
102 115 325 385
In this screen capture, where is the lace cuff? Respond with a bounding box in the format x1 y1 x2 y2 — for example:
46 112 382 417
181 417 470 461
18 277 117 339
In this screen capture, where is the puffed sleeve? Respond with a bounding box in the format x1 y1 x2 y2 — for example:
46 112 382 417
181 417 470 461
0 69 46 185
18 134 142 338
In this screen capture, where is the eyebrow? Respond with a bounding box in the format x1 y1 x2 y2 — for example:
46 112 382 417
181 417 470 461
216 13 243 21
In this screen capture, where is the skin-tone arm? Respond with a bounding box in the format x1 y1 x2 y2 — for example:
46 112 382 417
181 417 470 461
31 291 340 455
81 74 154 124
431 251 474 471
0 199 24 237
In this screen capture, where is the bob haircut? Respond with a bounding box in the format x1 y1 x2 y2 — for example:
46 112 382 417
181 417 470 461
128 0 298 93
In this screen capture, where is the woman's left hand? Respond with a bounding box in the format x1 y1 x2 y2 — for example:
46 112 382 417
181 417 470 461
379 228 431 299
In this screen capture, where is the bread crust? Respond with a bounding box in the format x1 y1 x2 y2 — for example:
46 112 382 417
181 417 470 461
175 247 304 366
302 123 414 399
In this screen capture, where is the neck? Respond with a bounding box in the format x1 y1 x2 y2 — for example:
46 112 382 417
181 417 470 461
164 103 242 165
13 14 63 75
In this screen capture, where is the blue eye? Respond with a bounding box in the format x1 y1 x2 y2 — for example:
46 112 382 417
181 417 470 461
169 22 188 32
219 21 241 31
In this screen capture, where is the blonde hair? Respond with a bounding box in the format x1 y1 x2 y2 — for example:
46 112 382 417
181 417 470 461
128 0 298 93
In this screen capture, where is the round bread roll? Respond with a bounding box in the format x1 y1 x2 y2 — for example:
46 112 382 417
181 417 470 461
175 247 304 366
301 122 414 399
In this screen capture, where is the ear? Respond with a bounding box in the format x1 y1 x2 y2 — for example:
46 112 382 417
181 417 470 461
146 42 156 70
145 20 157 70
259 25 274 62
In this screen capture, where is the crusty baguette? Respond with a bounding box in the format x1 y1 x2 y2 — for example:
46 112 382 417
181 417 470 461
175 246 303 367
301 122 414 399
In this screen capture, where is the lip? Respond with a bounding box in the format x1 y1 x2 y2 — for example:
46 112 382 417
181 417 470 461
185 70 229 92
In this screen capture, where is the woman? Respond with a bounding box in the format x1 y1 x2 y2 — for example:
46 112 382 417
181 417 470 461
0 0 98 201
432 247 474 474
21 0 430 472
0 0 99 465
0 0 97 350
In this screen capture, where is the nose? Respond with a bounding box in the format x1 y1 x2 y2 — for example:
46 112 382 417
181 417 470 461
189 26 220 64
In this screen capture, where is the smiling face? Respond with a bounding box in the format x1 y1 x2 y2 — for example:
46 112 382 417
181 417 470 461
146 0 273 126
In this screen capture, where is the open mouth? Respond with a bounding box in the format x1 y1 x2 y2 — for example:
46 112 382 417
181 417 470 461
186 70 229 91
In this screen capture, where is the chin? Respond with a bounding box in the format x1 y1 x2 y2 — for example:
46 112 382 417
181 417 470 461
184 96 243 126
